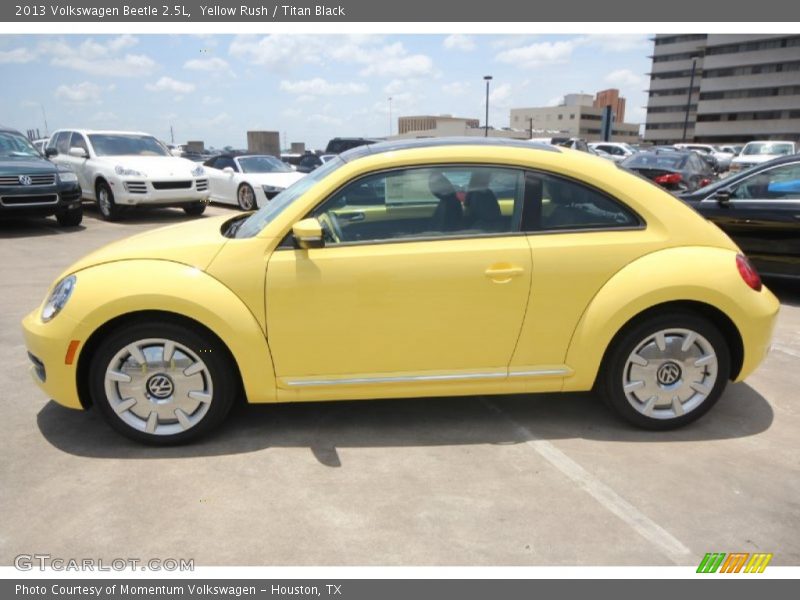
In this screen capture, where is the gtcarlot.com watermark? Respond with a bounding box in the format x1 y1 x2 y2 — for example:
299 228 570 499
14 554 194 572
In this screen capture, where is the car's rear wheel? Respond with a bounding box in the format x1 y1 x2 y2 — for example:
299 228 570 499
237 183 256 211
96 181 121 221
599 311 730 429
56 205 83 227
183 202 206 216
89 321 237 444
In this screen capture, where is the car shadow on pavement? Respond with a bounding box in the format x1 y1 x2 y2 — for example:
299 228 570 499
0 217 85 237
81 204 209 225
37 381 773 465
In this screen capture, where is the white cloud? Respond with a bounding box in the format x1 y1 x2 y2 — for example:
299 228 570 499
308 114 343 126
490 35 538 49
605 68 646 88
54 82 104 104
443 34 476 52
279 78 368 96
146 76 196 94
496 40 576 69
90 111 118 123
582 34 651 53
489 83 513 108
229 34 324 69
441 82 470 96
546 95 564 107
208 112 232 126
358 43 433 78
282 108 302 118
184 57 230 72
0 47 36 64
202 95 222 105
41 35 156 78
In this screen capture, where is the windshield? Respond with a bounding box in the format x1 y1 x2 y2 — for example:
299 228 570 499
88 134 170 157
237 156 293 173
235 156 346 238
742 142 794 156
0 132 40 157
622 153 686 170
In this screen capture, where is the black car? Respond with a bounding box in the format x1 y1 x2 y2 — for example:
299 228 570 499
324 137 381 154
0 126 82 226
679 154 800 279
620 148 714 193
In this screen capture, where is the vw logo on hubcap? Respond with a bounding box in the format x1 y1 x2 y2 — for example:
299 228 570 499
657 361 682 386
146 374 174 400
18 175 32 186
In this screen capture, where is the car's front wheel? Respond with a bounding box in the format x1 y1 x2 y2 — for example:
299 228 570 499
183 202 206 216
55 205 83 227
599 311 731 429
89 321 237 444
96 181 121 221
237 183 256 211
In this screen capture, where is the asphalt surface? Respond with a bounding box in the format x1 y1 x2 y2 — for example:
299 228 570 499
1 203 798 567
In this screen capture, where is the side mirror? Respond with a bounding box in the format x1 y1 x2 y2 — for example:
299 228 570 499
44 147 58 158
223 167 235 174
68 147 89 159
292 218 324 249
714 189 732 205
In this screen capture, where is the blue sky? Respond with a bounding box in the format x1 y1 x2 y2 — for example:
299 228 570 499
0 34 653 150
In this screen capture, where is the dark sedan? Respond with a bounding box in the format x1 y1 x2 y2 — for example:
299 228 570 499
680 154 800 279
0 126 82 226
620 148 714 193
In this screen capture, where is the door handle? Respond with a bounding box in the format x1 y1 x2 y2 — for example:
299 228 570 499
485 265 524 282
344 212 365 222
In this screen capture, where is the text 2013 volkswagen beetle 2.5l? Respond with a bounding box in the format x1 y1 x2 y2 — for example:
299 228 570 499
22 139 780 444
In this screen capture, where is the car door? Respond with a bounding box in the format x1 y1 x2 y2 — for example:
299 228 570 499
203 157 225 203
698 161 800 277
265 164 533 389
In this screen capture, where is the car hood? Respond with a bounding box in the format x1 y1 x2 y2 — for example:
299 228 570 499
61 214 233 278
95 155 201 177
244 172 306 187
0 156 58 175
732 155 779 165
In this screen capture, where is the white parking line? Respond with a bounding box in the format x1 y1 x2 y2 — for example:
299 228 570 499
483 399 695 565
773 344 800 360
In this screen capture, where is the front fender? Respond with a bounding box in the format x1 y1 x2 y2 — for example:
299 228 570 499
563 246 779 391
50 260 275 407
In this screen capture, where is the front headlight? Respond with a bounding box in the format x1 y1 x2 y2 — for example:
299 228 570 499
41 275 76 322
115 165 146 177
191 165 205 177
262 185 284 194
58 171 78 183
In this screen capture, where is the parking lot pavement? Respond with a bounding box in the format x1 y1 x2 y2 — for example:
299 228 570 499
1 206 798 566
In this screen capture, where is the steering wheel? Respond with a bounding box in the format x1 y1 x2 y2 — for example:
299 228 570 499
318 212 344 243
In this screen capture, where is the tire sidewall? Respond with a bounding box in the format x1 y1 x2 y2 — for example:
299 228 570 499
601 311 731 430
96 181 119 221
89 321 237 445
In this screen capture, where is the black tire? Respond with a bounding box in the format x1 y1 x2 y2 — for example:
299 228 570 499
599 310 731 430
183 202 207 216
237 183 256 211
56 205 83 227
89 320 238 445
95 180 121 221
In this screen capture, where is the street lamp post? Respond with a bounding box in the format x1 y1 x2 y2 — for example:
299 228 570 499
388 96 393 137
681 56 699 142
484 75 493 137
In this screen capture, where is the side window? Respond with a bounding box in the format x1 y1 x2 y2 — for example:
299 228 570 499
312 166 525 244
54 131 71 154
535 173 639 230
70 132 89 154
216 157 237 171
732 163 800 200
204 157 218 168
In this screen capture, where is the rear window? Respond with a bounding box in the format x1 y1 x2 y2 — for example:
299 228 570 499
622 153 686 170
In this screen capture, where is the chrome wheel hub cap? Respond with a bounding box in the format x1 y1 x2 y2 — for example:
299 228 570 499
104 338 213 435
239 186 254 209
623 328 718 420
98 189 110 213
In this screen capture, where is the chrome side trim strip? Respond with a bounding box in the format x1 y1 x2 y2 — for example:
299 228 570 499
284 368 570 387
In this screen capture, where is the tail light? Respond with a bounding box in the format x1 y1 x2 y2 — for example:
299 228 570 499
700 178 711 187
736 254 762 291
654 173 682 185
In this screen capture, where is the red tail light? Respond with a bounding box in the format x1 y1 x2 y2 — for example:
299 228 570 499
653 173 682 185
700 178 711 187
736 254 762 291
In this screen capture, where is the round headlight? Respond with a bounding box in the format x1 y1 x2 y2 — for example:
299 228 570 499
41 275 76 322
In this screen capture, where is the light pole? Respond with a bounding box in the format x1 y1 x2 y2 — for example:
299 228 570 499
483 75 493 137
681 55 699 142
388 96 393 137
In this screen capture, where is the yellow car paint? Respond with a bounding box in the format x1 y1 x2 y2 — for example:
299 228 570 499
22 142 780 417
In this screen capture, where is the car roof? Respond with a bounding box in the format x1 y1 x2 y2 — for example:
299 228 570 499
339 136 559 163
0 124 24 135
53 129 153 136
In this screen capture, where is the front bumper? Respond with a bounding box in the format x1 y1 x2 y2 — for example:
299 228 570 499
110 177 210 206
0 182 82 217
21 309 85 410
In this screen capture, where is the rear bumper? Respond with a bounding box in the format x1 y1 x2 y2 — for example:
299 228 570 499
734 285 781 382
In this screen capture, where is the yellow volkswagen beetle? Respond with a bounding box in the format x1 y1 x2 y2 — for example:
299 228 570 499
22 139 779 444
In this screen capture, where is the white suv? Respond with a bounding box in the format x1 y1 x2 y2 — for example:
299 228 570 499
47 129 210 220
729 140 797 175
